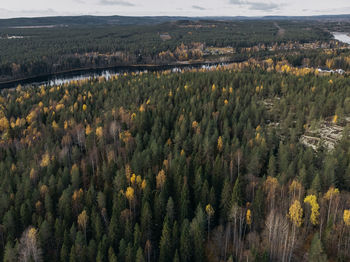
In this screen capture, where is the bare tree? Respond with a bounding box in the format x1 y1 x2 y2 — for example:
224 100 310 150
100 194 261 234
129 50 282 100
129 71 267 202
265 210 291 262
229 203 246 261
18 227 43 262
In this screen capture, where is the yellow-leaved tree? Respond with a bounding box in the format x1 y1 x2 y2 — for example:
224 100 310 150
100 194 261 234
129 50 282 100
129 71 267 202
289 180 302 200
130 173 136 184
125 186 134 202
156 169 166 190
78 210 88 243
217 136 223 152
125 186 135 216
52 120 59 130
246 209 252 226
85 125 92 135
326 58 334 69
40 152 50 168
192 121 198 129
0 116 9 131
324 186 340 224
343 210 350 226
288 200 303 227
141 179 147 190
136 175 142 186
205 204 215 240
96 126 103 139
332 115 338 124
304 194 320 225
139 104 145 112
288 200 303 260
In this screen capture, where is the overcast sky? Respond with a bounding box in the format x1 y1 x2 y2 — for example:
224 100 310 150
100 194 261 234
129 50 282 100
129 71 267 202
0 0 350 18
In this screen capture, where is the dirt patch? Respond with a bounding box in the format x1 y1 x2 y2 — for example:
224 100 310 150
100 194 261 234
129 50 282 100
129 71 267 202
204 47 235 55
160 33 171 41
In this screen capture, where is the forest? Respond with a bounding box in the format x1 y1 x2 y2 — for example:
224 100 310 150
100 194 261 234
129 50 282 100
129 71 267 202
0 18 333 83
1 57 350 261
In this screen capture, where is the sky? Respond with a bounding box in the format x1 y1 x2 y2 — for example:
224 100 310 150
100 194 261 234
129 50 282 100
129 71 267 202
0 0 350 18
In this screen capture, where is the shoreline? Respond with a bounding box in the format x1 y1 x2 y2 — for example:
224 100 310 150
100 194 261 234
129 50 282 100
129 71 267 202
0 59 235 88
332 32 350 44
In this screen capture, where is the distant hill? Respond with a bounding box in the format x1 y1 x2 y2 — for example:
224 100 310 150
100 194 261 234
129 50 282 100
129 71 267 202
0 16 190 27
1 14 350 27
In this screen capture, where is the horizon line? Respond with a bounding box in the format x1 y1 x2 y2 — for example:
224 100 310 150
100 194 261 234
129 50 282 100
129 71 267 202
1 13 350 20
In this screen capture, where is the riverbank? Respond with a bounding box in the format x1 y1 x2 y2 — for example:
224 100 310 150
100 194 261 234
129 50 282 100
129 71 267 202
0 59 239 89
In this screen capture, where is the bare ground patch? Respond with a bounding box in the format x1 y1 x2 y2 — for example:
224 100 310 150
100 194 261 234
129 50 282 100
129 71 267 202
300 118 348 151
274 22 285 37
160 33 171 41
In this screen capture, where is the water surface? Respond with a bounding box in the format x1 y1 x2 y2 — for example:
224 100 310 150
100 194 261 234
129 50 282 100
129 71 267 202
0 63 226 90
333 32 350 45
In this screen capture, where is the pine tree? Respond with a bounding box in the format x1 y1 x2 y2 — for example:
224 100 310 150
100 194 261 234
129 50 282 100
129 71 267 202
180 178 190 222
267 154 276 177
172 221 179 253
308 234 327 262
108 247 117 262
69 245 77 262
232 175 244 206
194 167 203 205
166 197 175 224
311 173 321 193
190 218 204 262
180 219 191 262
60 244 69 262
3 241 17 262
118 239 126 262
174 249 180 262
220 179 232 222
159 220 172 262
125 242 134 262
140 201 152 244
135 247 145 262
252 186 265 230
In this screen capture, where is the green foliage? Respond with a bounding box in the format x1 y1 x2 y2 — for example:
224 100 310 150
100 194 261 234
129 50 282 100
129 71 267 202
1 66 350 261
309 234 327 262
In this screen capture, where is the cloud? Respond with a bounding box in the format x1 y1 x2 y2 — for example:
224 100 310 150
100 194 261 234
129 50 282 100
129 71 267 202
229 0 243 4
99 0 135 6
192 5 206 11
0 8 62 18
247 1 279 11
228 0 280 11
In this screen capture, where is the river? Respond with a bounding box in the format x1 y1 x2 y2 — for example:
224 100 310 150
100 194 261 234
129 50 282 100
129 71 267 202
333 32 350 45
0 62 228 90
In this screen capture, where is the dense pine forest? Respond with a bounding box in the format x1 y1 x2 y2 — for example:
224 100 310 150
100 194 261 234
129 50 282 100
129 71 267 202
1 61 350 261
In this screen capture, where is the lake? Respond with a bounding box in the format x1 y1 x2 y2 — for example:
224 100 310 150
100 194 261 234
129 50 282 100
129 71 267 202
333 32 350 45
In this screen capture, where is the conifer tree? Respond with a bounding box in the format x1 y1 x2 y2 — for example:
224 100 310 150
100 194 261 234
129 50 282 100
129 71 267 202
159 220 172 262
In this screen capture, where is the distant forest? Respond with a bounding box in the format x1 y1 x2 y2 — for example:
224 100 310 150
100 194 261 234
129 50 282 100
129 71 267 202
0 17 334 83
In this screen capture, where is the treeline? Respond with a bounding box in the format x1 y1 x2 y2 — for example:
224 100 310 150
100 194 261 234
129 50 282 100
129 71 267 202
1 68 350 261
